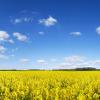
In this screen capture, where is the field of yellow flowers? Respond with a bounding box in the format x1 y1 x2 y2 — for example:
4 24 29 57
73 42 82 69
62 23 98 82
0 71 100 100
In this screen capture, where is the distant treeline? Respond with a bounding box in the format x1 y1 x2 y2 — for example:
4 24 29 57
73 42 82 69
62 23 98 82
53 67 97 71
0 67 98 71
75 67 96 71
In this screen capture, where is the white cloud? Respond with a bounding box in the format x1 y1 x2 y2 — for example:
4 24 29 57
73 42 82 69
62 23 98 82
37 59 48 66
8 39 14 44
56 55 100 69
96 26 100 34
92 60 100 67
0 45 6 53
13 32 28 42
24 17 33 22
36 56 96 69
14 19 22 24
11 17 33 24
0 31 14 44
60 62 70 67
10 10 36 24
38 32 45 35
64 55 85 63
59 62 91 69
0 54 8 60
70 32 81 36
39 16 57 27
59 62 76 69
0 31 10 41
56 55 90 69
37 59 46 63
20 58 30 63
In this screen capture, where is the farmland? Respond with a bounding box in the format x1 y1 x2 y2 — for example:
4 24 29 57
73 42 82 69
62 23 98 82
0 71 100 100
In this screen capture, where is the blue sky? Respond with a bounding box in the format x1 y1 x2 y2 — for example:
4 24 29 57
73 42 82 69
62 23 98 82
0 0 100 69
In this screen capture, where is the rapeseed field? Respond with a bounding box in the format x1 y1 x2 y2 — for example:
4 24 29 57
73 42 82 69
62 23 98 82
0 71 100 100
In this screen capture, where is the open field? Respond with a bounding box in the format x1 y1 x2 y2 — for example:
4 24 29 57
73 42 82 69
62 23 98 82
0 71 100 100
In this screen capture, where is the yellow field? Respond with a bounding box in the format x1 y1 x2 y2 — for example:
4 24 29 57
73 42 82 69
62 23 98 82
0 71 100 100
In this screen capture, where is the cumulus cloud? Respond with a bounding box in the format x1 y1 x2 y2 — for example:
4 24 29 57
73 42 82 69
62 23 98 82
24 17 33 22
10 10 36 24
96 26 100 34
13 19 22 24
37 59 48 66
92 60 100 67
55 55 100 69
64 55 85 63
56 55 91 69
58 62 76 69
59 62 90 69
0 54 8 60
70 32 81 36
39 16 57 27
37 59 46 63
20 58 30 63
36 56 96 69
38 32 45 35
0 31 14 44
0 31 10 41
60 62 71 67
13 32 28 42
11 17 33 24
8 39 14 44
0 45 6 53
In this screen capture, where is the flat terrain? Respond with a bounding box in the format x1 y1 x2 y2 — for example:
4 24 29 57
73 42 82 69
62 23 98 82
0 71 100 100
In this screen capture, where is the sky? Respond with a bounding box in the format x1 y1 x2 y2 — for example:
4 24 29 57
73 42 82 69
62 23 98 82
0 0 100 69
